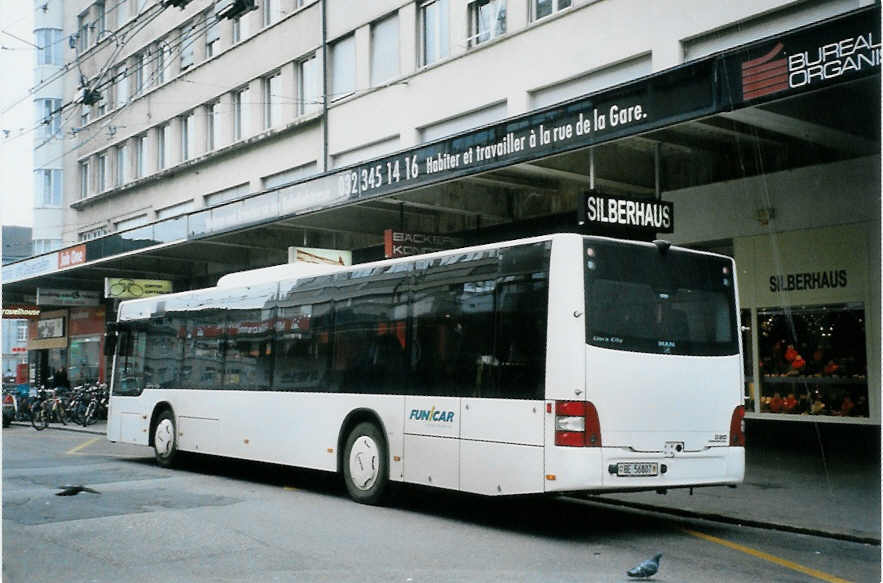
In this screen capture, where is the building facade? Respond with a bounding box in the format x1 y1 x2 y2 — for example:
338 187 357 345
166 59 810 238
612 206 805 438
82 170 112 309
33 0 67 253
3 0 879 432
2 226 33 382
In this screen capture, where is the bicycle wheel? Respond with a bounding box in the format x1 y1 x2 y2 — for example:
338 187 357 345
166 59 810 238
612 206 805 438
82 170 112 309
83 400 97 427
56 402 67 425
31 404 48 430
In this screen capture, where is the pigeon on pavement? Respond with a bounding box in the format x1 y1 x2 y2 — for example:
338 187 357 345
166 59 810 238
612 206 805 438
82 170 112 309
56 485 101 496
627 553 662 578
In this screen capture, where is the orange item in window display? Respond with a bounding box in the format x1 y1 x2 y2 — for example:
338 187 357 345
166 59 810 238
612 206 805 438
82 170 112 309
839 395 855 416
785 345 798 362
783 394 798 412
824 360 839 375
769 393 784 413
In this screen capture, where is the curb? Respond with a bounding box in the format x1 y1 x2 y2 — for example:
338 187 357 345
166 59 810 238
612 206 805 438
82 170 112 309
8 421 105 436
571 495 881 546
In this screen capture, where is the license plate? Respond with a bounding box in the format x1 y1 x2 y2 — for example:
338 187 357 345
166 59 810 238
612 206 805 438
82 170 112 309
616 462 659 477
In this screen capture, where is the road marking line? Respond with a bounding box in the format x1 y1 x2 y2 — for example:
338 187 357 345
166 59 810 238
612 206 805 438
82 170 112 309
684 529 853 583
66 437 100 455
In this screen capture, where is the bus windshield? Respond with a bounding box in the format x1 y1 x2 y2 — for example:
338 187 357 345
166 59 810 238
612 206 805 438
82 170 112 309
584 239 738 356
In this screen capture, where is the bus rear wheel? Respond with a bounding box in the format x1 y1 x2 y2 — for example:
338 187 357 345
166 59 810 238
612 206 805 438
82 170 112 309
153 410 177 468
343 422 388 505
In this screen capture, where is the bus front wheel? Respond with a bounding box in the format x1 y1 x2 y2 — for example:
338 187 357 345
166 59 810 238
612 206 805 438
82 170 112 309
153 410 177 468
343 422 388 505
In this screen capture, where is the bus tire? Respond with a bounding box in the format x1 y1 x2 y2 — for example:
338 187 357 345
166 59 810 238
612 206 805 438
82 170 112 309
343 421 388 505
153 410 177 468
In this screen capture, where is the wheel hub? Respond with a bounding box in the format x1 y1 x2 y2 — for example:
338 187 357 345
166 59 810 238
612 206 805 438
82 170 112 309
155 419 174 457
348 436 379 491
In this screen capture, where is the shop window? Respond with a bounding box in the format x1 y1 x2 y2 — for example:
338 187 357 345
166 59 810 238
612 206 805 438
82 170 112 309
69 336 102 384
757 303 868 417
741 309 755 412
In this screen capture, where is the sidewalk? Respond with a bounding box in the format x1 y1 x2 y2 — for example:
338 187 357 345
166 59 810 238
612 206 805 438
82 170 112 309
13 421 880 543
10 420 106 436
587 443 881 544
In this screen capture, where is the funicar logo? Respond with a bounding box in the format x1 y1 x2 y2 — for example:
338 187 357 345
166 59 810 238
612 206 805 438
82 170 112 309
409 406 455 423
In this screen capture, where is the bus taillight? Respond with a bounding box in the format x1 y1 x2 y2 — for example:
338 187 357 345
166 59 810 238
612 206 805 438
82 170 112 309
555 401 602 447
730 405 746 447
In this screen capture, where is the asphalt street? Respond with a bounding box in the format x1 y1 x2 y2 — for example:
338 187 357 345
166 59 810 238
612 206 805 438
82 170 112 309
3 426 879 583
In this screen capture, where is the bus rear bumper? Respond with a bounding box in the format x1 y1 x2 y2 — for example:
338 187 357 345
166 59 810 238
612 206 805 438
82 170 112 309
544 446 744 494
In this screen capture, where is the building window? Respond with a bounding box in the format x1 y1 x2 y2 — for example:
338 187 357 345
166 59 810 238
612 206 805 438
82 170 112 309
17 321 28 342
79 226 107 241
97 153 107 192
532 0 570 21
33 169 62 207
157 125 168 170
116 144 128 186
115 214 149 231
181 112 196 160
33 239 62 253
134 53 144 94
95 2 106 39
264 0 282 27
80 161 89 198
115 65 128 108
233 13 248 43
35 29 63 65
155 41 167 84
81 104 90 126
264 72 282 129
371 14 399 87
298 54 320 115
330 35 355 100
180 25 196 70
135 134 147 178
77 12 89 51
234 87 249 140
35 98 62 139
420 0 449 67
156 199 195 219
468 0 506 46
206 14 220 57
206 101 220 151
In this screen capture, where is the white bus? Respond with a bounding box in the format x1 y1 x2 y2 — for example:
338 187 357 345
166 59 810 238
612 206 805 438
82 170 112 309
106 234 744 504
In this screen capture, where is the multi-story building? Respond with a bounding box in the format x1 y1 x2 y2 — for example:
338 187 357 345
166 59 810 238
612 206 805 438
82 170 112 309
3 1 879 440
2 226 33 381
33 0 67 253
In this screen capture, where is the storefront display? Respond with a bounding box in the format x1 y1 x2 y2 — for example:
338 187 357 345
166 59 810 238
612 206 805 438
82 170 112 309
757 303 868 417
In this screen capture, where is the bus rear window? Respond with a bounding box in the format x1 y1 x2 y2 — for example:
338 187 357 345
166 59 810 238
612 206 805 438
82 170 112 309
584 240 738 356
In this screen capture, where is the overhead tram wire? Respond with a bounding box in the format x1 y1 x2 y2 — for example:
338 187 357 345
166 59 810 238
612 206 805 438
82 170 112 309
1 0 166 115
31 15 221 172
5 10 218 146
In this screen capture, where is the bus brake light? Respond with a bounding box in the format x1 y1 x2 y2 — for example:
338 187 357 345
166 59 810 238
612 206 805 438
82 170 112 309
555 401 602 447
730 405 745 447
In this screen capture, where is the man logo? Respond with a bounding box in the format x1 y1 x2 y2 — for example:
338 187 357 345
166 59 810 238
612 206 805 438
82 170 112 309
741 42 789 100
